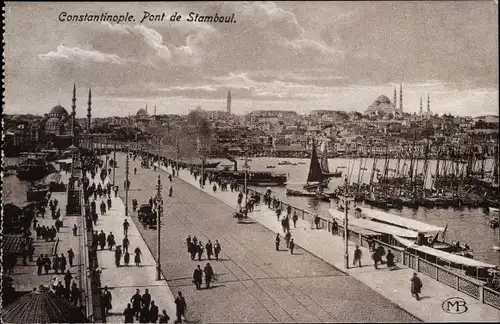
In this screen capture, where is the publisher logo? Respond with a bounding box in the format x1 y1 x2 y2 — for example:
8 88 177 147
442 297 468 314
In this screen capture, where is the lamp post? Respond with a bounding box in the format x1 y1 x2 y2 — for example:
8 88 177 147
113 143 116 185
125 145 130 216
155 174 163 280
344 176 350 270
243 147 250 218
157 137 163 171
105 138 109 172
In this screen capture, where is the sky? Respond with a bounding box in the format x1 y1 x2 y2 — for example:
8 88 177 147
4 1 499 118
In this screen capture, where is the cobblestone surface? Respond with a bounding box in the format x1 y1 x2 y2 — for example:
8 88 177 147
113 153 419 323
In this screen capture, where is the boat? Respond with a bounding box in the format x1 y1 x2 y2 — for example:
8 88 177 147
286 188 317 197
337 166 347 169
329 205 472 255
217 170 286 186
27 183 50 202
17 153 52 181
298 162 306 165
278 161 292 165
266 165 276 169
303 138 330 191
320 142 342 178
392 235 496 276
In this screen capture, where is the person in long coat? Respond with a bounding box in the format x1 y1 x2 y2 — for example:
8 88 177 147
196 242 204 261
275 234 280 251
134 247 142 266
411 273 423 301
193 265 203 290
205 241 213 260
214 240 221 260
115 246 123 267
130 289 142 319
101 286 113 317
289 239 295 254
174 292 187 324
204 263 214 289
149 301 159 323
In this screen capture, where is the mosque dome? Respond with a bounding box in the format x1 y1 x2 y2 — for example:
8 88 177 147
374 95 391 104
136 108 148 117
49 105 69 117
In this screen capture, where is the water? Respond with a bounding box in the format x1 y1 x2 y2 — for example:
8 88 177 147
235 157 500 267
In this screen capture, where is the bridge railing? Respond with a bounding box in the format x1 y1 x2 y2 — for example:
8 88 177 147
234 184 500 310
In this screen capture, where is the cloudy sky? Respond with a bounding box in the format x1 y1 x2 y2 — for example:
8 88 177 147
4 1 498 117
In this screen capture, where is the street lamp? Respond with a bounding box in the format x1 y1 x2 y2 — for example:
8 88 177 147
343 176 350 270
243 147 250 218
125 144 130 216
155 174 163 280
113 143 116 185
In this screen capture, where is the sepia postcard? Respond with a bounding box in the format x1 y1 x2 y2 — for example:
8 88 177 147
2 1 499 323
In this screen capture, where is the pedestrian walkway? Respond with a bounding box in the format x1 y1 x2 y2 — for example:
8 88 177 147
11 171 83 295
86 172 177 323
155 162 500 322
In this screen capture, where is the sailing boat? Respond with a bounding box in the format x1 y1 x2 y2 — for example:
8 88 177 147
303 138 329 191
320 141 342 178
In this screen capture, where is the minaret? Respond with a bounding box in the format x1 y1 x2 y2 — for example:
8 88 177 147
227 90 232 114
71 83 76 137
419 96 423 116
393 87 397 111
427 94 431 116
145 104 148 115
399 83 403 113
154 105 156 117
87 87 92 133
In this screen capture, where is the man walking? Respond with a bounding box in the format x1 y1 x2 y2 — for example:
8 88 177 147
193 265 203 290
214 240 221 260
289 238 295 255
205 240 213 260
353 245 362 267
275 234 280 251
123 220 130 236
174 292 186 324
204 263 214 289
411 273 423 301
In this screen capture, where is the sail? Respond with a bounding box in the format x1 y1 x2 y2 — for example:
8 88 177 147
307 139 323 183
320 141 330 173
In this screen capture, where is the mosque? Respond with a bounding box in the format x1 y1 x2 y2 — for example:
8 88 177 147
38 84 92 149
365 84 404 116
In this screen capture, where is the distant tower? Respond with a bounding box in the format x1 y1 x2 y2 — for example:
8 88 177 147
87 87 92 133
154 105 156 117
419 96 423 116
393 87 397 111
427 94 431 116
145 104 148 115
399 83 403 113
71 83 76 137
227 90 232 114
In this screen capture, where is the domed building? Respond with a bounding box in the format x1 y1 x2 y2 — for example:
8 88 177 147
38 85 83 149
43 105 72 135
365 84 404 116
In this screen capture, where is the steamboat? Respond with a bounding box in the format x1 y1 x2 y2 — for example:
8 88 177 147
17 152 53 181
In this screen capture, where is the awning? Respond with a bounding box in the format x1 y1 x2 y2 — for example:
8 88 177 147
393 236 498 269
2 288 89 323
55 158 73 164
329 208 419 238
359 208 445 233
4 235 26 255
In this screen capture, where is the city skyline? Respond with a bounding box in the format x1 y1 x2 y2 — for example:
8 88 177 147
4 1 499 117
